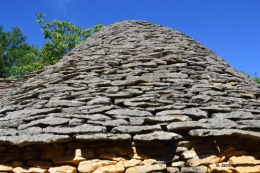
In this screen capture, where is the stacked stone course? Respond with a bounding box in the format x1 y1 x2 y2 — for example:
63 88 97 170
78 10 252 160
1 20 260 173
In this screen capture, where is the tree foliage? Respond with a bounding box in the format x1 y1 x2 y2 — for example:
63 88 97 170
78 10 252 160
241 71 260 84
0 26 39 78
36 13 103 66
0 13 103 78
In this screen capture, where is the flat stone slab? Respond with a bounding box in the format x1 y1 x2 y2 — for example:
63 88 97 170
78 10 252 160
189 129 260 140
106 109 152 117
111 125 162 134
44 124 106 134
76 133 131 140
0 134 71 146
134 131 183 140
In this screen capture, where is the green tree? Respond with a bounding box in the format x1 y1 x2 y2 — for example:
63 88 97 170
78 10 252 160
36 13 103 66
241 71 260 84
0 13 103 78
0 25 39 78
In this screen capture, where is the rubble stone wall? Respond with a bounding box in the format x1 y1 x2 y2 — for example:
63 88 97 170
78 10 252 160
1 137 260 173
1 21 260 173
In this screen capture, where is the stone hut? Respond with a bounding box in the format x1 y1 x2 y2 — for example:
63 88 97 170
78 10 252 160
1 21 260 173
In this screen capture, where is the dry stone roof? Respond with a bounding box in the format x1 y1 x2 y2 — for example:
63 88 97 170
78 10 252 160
1 20 260 146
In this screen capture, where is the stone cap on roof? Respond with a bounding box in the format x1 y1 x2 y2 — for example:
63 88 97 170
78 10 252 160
1 20 260 146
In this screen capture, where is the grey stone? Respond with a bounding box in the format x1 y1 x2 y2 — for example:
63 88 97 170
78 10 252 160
111 125 162 134
0 128 18 136
129 117 145 125
156 108 207 119
69 118 84 126
190 95 213 103
189 129 260 140
87 119 129 126
156 110 184 116
80 105 114 114
133 131 182 140
144 115 192 123
87 97 111 105
105 87 119 93
111 76 160 86
0 119 23 128
4 108 60 120
49 113 112 121
0 106 17 114
106 108 152 117
167 167 180 173
76 133 131 140
20 127 43 135
45 100 86 107
237 120 260 129
185 108 208 118
212 111 254 119
167 121 205 131
0 134 71 146
44 124 106 134
18 117 70 130
198 118 237 129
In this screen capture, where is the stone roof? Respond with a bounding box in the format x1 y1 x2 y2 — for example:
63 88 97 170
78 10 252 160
1 20 260 146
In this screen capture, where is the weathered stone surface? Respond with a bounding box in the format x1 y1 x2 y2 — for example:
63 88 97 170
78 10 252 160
4 108 60 120
171 161 185 167
48 166 77 173
18 117 70 130
212 111 255 119
44 124 106 134
167 167 180 173
189 129 260 140
111 125 161 134
76 134 131 140
87 119 129 126
0 134 71 146
181 166 208 173
106 109 152 117
133 131 182 140
45 100 86 107
229 156 260 164
143 115 192 123
186 155 225 167
0 164 13 172
181 150 197 159
237 120 260 129
93 161 124 173
123 159 142 168
156 108 207 118
2 20 260 172
13 167 48 173
87 97 111 105
125 164 166 173
78 160 117 173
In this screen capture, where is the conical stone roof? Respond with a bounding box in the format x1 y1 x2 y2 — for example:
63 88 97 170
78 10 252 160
1 20 260 146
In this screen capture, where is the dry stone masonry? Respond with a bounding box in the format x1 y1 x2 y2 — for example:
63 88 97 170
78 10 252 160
1 20 260 173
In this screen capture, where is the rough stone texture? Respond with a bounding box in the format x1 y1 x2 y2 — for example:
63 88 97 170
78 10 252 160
1 20 260 172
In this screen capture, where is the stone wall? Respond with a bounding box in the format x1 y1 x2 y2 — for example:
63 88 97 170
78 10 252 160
1 137 260 173
1 21 260 173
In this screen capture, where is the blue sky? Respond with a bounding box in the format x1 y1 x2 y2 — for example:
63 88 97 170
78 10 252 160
1 1 260 76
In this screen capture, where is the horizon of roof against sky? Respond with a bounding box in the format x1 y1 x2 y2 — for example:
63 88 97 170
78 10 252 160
1 1 260 77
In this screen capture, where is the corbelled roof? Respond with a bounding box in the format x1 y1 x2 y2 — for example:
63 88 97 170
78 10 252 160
1 20 260 146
